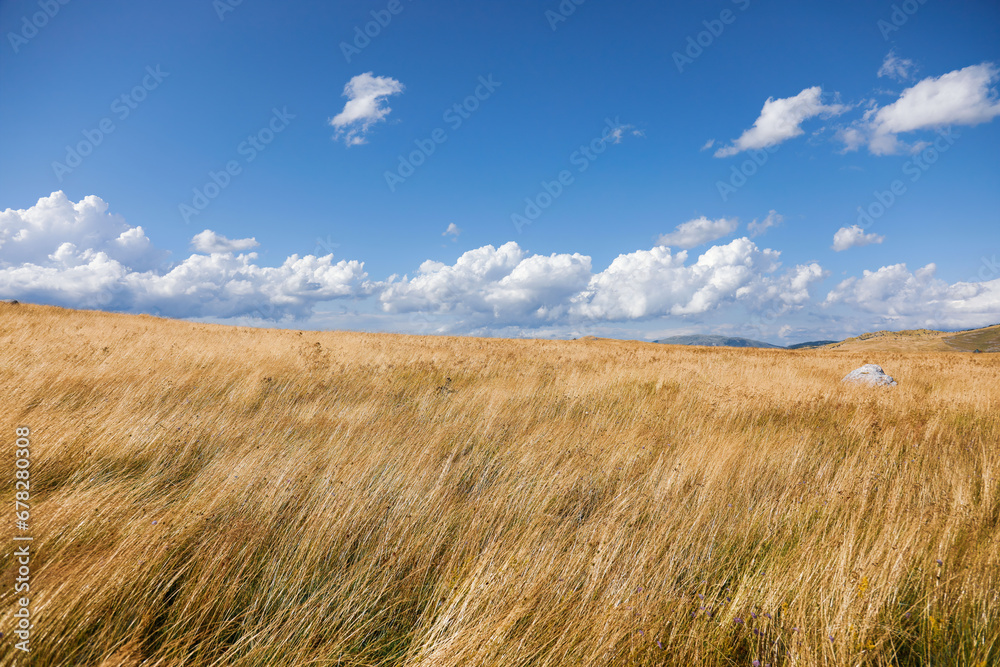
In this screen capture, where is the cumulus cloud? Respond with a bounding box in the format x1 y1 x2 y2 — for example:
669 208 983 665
329 72 404 146
715 86 847 157
442 223 461 239
577 240 784 320
380 238 825 326
0 252 371 319
12 195 996 338
380 243 592 323
747 210 783 238
656 216 739 249
191 230 259 253
877 51 915 82
0 193 371 319
9 194 823 330
1 191 166 272
843 63 1000 155
825 263 1000 330
832 225 885 252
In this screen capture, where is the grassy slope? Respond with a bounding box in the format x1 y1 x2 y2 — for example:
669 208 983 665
1 303 998 666
825 325 1000 354
943 325 1000 353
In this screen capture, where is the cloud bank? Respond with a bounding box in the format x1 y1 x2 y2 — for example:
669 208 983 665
825 263 1000 330
380 238 825 325
3 193 998 337
1 193 371 319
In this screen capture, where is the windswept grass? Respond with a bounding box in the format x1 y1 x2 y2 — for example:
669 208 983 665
1 303 998 666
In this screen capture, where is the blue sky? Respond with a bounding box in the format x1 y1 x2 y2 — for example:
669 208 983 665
1 0 999 343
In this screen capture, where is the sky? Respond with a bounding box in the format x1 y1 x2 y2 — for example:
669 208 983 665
1 0 999 344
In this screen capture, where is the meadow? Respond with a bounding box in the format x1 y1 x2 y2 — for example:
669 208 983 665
1 302 997 666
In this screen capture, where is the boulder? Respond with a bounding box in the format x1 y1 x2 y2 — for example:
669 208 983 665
842 364 897 387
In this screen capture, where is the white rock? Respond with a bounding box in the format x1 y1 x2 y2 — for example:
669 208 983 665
842 364 897 386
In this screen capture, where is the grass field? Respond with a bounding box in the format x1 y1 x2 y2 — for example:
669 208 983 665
1 302 998 666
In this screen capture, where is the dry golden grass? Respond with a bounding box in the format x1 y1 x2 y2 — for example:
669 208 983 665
1 302 998 666
826 325 1000 354
943 326 1000 354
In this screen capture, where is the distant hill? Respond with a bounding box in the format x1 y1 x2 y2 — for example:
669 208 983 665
826 324 1000 353
654 335 782 349
656 323 1000 353
785 340 839 350
654 335 841 350
942 324 1000 353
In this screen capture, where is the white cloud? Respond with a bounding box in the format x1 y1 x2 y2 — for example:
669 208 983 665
1 196 827 332
10 195 996 338
747 210 783 238
329 72 404 146
844 63 1000 155
379 238 825 326
442 223 461 238
127 253 371 319
877 51 915 82
700 139 715 151
606 124 644 144
825 263 1000 330
656 216 739 249
379 243 592 323
832 225 885 252
0 193 371 319
191 229 259 253
1 191 166 271
576 239 825 320
715 86 847 157
0 252 372 319
835 126 867 153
